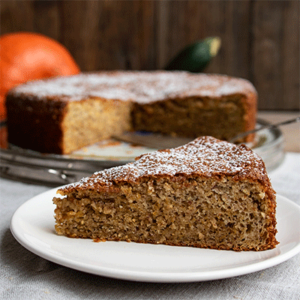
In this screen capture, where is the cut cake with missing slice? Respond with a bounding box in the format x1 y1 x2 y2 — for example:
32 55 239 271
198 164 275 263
6 71 257 154
53 136 278 251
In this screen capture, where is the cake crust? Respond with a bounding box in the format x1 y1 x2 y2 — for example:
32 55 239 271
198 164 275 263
6 94 68 153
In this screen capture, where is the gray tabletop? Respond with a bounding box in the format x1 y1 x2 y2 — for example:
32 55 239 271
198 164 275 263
1 153 300 300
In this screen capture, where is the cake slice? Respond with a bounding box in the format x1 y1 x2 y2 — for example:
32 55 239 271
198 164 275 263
53 136 278 251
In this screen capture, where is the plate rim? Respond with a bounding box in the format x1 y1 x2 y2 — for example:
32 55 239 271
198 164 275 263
10 188 300 283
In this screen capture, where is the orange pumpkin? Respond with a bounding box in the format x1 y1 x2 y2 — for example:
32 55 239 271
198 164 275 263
0 32 80 120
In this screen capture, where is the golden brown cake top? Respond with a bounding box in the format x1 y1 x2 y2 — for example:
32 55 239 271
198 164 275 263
60 137 272 195
10 71 256 104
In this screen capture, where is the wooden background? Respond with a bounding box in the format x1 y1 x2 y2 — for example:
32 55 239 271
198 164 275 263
1 0 299 110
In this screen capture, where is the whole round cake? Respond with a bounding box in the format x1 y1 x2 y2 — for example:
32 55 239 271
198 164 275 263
6 71 257 154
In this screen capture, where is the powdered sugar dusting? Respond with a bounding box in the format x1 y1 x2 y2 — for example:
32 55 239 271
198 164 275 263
65 136 266 191
11 71 256 104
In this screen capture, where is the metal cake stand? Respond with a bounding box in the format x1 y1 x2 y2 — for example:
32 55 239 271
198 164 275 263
0 119 285 186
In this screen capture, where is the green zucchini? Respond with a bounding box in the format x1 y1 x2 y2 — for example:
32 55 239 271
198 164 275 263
164 37 221 73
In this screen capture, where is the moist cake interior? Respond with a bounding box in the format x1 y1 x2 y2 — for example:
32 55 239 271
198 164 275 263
54 176 274 251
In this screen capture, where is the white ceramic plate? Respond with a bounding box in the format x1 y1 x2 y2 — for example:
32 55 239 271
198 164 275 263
11 189 300 282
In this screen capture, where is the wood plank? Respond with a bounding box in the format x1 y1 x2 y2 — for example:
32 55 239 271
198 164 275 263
155 1 207 69
0 0 60 40
32 0 61 41
60 0 155 71
60 1 102 71
281 1 300 110
204 1 252 79
0 0 34 34
251 1 299 110
155 1 252 79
